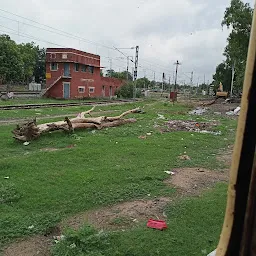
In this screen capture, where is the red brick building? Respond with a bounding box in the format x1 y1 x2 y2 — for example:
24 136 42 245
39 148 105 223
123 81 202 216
43 48 124 99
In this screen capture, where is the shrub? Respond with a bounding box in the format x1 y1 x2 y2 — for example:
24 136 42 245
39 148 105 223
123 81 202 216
116 82 141 98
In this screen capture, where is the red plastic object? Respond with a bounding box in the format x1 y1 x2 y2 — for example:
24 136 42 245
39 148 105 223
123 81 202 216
147 219 167 230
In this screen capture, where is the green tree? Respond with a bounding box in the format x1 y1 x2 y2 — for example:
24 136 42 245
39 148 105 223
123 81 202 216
18 42 38 83
116 82 141 98
0 34 23 83
222 0 253 90
34 46 46 83
213 0 253 91
135 77 150 88
116 71 133 81
212 62 232 91
105 69 133 80
106 69 115 78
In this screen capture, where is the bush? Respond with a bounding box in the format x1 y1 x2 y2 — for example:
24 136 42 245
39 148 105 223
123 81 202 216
116 82 141 98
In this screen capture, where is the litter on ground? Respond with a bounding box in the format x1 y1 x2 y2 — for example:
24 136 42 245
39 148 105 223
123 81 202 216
157 120 219 135
164 171 175 175
147 219 168 230
157 114 165 119
189 107 208 115
226 106 241 116
207 249 216 256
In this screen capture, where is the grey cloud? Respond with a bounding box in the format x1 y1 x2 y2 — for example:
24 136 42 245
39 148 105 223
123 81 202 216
0 0 254 83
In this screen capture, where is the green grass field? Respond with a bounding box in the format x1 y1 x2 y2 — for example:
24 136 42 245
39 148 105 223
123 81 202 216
0 100 236 255
0 97 111 106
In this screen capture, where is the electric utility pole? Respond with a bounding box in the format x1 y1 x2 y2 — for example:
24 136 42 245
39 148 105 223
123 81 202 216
162 72 165 92
133 46 139 98
190 71 193 86
174 60 181 91
153 71 156 90
127 57 129 80
230 61 235 98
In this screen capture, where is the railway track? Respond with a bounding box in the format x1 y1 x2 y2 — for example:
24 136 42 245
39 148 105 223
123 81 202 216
0 99 136 110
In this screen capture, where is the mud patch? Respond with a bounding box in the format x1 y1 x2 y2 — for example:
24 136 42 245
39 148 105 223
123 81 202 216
61 197 170 231
164 167 229 195
3 235 51 256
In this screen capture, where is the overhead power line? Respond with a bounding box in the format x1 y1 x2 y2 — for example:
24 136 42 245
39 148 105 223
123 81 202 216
0 8 114 50
0 8 194 81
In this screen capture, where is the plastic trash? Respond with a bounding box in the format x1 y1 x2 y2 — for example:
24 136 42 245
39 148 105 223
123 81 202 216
189 107 207 115
157 114 165 119
234 106 241 115
23 142 30 146
147 219 167 230
207 249 216 256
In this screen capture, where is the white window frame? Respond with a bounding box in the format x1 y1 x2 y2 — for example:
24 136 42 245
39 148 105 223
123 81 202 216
62 53 68 59
78 86 85 93
89 87 95 93
50 63 58 71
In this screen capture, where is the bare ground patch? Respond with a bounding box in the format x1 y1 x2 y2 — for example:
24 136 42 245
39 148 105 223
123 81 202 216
2 164 230 255
164 167 229 196
61 197 170 231
3 235 51 256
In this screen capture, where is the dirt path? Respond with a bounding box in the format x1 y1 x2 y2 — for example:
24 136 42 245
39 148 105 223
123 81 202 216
2 150 232 256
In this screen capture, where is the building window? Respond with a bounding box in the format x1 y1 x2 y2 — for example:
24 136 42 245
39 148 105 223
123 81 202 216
78 86 85 93
74 63 79 72
89 87 95 93
50 63 58 71
81 64 86 72
50 53 56 59
88 66 94 73
62 53 68 59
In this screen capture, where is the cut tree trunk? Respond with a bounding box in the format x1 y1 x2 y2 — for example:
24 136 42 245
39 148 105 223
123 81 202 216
12 106 141 142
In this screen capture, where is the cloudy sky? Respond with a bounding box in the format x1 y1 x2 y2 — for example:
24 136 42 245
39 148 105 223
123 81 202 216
0 0 254 84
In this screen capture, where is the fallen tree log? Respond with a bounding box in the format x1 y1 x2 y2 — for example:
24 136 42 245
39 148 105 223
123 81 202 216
12 106 141 142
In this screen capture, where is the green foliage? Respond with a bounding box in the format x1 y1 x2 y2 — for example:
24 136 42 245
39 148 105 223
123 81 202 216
106 69 133 81
34 47 46 83
213 0 253 91
135 77 151 88
116 82 141 98
18 42 38 83
52 226 110 256
0 35 24 83
212 62 232 91
0 34 45 84
0 182 21 204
